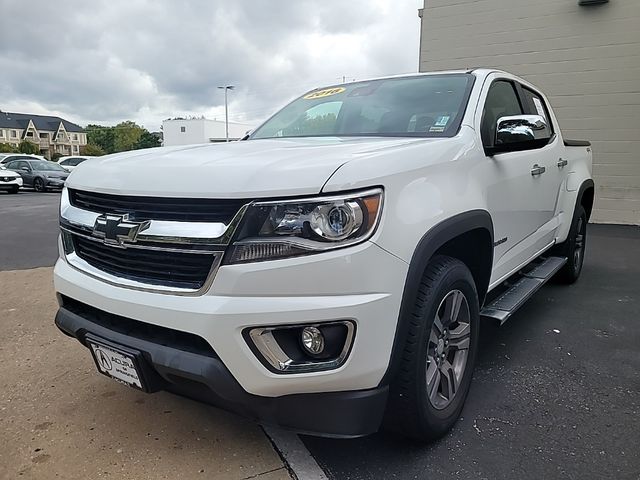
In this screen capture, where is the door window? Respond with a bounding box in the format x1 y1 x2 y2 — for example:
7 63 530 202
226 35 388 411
520 87 553 136
481 81 523 148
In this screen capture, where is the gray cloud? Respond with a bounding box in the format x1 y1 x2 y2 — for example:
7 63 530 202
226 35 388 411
0 0 421 130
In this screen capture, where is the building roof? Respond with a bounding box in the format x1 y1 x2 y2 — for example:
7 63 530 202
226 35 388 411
0 111 84 132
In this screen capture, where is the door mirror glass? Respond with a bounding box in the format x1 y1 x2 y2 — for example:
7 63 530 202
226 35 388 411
490 114 552 154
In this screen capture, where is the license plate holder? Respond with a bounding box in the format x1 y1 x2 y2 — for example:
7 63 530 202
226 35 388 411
86 335 147 391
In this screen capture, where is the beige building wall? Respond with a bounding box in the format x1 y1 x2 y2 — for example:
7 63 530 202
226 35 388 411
419 0 640 225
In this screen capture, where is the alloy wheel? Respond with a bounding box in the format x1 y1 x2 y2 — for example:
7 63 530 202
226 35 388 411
574 216 586 272
426 289 471 410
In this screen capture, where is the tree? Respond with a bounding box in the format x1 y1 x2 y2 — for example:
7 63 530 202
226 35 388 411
133 131 161 150
0 143 18 153
18 140 40 154
80 144 106 156
85 121 158 154
113 121 144 152
86 124 116 154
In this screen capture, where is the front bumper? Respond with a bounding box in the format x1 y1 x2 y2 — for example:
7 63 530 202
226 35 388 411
46 178 66 189
55 300 388 437
0 177 22 189
54 240 408 397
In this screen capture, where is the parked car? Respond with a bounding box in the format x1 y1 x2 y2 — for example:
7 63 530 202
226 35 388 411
54 69 593 441
0 153 44 165
57 155 95 172
5 158 68 192
0 165 23 193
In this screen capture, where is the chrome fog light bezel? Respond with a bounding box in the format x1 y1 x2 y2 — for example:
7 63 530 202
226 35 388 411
246 320 356 374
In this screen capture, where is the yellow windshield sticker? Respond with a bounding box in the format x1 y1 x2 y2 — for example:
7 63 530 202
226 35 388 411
303 87 346 100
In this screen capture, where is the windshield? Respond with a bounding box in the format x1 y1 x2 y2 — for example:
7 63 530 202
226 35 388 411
31 161 67 172
250 74 474 140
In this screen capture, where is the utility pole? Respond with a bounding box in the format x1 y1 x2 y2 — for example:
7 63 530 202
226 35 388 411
217 85 235 142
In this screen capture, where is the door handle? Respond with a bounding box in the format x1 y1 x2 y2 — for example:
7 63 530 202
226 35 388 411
557 158 568 168
531 164 546 176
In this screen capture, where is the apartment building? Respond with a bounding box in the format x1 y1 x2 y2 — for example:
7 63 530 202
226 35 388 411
0 111 87 159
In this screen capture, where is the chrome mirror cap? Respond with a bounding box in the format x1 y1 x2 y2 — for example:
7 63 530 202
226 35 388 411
487 114 553 155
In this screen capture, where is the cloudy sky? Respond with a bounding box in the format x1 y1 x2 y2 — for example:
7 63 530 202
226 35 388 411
0 0 422 131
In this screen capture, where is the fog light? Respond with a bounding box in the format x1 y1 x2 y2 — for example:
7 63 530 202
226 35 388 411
301 326 325 355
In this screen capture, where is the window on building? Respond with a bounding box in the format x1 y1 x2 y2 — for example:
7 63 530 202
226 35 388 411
26 131 34 137
11 130 17 138
73 134 78 141
73 145 79 152
180 126 186 133
0 130 4 138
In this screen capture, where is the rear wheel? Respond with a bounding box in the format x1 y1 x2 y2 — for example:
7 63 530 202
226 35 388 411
554 205 587 284
33 177 46 192
386 255 480 442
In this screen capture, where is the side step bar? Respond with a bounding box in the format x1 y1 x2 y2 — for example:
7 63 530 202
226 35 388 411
481 256 567 324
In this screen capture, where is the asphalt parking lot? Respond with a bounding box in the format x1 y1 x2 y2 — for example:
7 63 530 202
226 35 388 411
1 192 639 480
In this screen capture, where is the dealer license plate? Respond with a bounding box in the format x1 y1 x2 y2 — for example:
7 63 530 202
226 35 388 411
88 340 144 389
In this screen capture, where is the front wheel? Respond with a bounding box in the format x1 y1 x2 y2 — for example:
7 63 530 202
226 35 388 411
553 205 587 284
386 256 480 442
33 177 46 192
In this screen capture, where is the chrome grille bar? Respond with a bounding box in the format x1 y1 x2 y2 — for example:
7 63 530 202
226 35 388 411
59 188 249 295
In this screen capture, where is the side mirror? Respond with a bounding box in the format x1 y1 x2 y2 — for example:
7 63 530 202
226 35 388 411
487 115 552 155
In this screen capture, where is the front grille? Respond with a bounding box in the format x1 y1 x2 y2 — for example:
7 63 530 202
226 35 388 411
72 236 216 290
69 189 247 223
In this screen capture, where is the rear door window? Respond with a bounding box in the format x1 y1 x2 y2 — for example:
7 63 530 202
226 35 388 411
520 87 554 135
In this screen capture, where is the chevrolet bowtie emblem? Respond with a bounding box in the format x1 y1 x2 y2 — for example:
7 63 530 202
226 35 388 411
92 214 150 246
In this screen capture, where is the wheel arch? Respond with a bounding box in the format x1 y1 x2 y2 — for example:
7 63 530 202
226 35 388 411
579 179 595 221
380 210 493 386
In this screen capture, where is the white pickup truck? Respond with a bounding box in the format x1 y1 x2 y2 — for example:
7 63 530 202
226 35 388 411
54 69 593 441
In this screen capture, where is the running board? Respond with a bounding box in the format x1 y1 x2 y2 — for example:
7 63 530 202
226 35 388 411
481 256 567 324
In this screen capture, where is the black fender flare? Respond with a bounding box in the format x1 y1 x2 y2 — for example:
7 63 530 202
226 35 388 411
380 210 494 386
576 179 595 221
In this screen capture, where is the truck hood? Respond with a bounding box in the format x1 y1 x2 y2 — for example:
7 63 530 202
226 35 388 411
66 137 438 198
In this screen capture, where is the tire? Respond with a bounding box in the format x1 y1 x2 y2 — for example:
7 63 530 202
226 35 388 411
386 255 480 442
33 177 46 192
553 205 587 284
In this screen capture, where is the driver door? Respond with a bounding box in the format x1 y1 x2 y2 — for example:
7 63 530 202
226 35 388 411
17 160 35 186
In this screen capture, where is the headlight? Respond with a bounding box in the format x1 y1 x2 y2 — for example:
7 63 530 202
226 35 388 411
225 188 383 264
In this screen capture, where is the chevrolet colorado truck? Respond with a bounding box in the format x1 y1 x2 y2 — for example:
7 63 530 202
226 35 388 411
54 69 594 441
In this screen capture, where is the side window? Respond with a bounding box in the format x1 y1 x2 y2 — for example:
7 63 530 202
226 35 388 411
6 161 18 169
60 159 71 166
520 87 554 135
481 80 523 148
